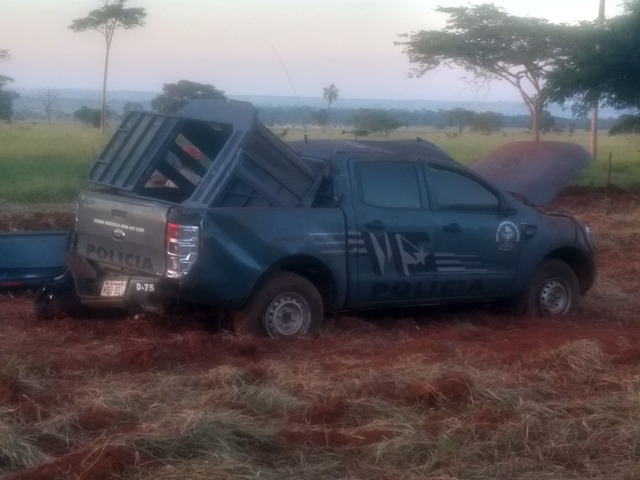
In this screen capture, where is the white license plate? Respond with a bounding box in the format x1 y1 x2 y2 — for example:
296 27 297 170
101 280 127 297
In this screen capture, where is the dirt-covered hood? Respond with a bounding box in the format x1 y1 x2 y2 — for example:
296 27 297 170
469 141 592 206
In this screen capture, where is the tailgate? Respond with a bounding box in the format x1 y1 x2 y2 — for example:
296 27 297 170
75 191 171 276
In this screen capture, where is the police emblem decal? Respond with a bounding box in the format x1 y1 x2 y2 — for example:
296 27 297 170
496 221 520 252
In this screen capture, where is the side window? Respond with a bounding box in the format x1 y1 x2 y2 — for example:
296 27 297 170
428 167 499 210
356 161 422 209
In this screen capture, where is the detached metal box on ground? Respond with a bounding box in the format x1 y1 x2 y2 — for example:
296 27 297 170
0 231 68 288
89 100 325 207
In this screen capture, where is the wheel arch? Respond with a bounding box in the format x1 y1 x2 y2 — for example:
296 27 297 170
254 255 339 313
542 246 595 294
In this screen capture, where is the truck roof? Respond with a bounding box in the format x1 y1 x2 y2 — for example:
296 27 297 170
287 138 456 164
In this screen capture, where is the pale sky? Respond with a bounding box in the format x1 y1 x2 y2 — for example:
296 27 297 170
1 0 624 102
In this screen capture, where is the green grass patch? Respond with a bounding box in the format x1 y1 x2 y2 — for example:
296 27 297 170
0 123 107 204
294 126 640 189
1 122 639 205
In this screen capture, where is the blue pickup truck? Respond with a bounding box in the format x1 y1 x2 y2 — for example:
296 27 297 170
50 100 596 336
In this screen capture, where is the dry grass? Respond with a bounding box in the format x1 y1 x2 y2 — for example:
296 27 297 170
2 190 640 479
6 339 640 479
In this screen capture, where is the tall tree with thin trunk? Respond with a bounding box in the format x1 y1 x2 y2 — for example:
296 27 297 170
39 88 59 124
69 0 146 132
323 84 339 109
590 0 606 161
322 84 339 130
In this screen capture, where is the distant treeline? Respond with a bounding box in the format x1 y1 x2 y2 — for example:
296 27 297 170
13 95 619 132
255 105 618 132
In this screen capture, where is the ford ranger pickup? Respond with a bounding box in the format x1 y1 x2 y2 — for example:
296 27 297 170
42 100 596 336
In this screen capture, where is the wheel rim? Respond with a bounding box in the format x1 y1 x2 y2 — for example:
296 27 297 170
264 292 311 337
539 277 571 314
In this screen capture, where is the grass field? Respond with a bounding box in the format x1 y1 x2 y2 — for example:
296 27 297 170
1 122 639 204
0 123 106 204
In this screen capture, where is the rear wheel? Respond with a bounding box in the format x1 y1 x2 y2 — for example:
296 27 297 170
233 272 323 337
525 259 580 316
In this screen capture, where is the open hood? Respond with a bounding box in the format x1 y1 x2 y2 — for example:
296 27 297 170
470 141 592 206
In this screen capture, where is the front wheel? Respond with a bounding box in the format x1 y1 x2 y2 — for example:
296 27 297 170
525 259 580 316
233 272 323 337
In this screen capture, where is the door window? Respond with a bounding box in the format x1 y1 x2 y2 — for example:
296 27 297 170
428 167 499 210
356 162 422 209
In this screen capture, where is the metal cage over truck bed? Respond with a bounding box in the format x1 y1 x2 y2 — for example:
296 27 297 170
89 99 326 208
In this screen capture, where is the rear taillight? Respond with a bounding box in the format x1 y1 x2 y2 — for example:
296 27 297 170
165 223 199 278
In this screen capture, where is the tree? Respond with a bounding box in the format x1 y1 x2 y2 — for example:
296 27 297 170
608 115 640 135
310 109 330 131
322 84 339 128
323 84 339 109
0 49 18 122
447 108 474 133
39 88 59 124
151 80 227 114
123 101 144 116
469 111 503 135
0 77 18 123
74 105 112 127
69 0 146 132
546 1 640 115
397 4 569 140
353 109 403 137
540 110 556 134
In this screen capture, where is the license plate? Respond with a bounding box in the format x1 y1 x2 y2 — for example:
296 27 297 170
101 280 127 297
132 281 156 293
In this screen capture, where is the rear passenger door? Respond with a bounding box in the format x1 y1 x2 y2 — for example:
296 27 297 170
349 159 438 306
424 165 522 299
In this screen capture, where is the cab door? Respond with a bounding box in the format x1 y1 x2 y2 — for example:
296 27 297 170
424 165 522 300
349 159 438 307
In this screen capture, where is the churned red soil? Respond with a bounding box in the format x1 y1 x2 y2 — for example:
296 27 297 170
0 208 75 231
1 187 639 478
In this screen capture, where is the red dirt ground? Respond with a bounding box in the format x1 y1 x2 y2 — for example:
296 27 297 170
1 187 639 478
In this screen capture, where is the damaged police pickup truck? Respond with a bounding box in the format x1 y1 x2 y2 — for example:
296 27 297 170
43 99 596 336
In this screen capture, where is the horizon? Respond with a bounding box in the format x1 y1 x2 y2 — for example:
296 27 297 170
13 87 626 119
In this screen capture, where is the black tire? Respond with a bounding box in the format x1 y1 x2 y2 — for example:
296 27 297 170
34 270 83 320
234 272 323 337
525 259 580 316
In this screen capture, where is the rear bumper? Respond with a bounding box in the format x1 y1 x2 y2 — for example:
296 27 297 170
66 252 178 313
